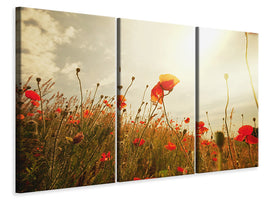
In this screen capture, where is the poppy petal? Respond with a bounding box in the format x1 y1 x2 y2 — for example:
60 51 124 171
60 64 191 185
238 125 253 136
246 135 258 144
151 82 163 104
159 74 180 91
234 134 246 142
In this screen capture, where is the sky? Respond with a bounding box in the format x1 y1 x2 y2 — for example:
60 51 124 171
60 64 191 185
120 19 195 128
17 7 115 98
199 28 258 138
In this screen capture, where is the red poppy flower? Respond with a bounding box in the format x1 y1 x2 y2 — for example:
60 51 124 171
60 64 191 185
84 109 93 118
184 117 190 124
164 142 176 151
100 151 112 162
16 114 25 120
110 132 114 135
133 138 145 146
117 95 126 110
55 108 61 113
34 153 41 158
37 110 42 114
25 90 40 101
27 113 34 117
131 121 135 123
151 74 180 104
196 121 209 135
73 132 84 144
140 121 145 124
177 167 187 174
201 140 211 146
133 177 141 180
31 100 40 107
234 125 258 144
212 157 218 162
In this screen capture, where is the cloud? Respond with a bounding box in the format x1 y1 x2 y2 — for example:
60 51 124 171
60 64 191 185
19 8 77 83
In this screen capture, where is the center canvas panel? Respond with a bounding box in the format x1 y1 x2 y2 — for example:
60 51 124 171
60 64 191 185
117 19 195 181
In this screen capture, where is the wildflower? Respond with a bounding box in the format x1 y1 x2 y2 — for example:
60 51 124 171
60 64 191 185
27 113 34 117
100 151 112 162
110 132 114 135
201 140 211 146
16 114 25 120
117 95 126 110
37 110 42 114
131 121 135 123
164 142 176 151
133 138 145 146
133 177 141 180
83 109 93 118
151 74 180 104
177 167 187 174
196 121 209 135
234 125 258 144
140 121 145 124
55 108 61 113
31 100 40 107
34 153 41 157
212 157 218 162
25 90 40 101
184 117 190 124
73 132 84 144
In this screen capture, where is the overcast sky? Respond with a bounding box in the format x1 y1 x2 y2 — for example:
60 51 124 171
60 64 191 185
199 28 258 137
18 7 115 98
120 19 195 127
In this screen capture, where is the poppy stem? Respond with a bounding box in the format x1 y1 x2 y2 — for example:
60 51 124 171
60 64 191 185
205 111 214 140
51 113 65 179
88 83 100 115
121 77 135 103
76 69 83 129
218 147 222 171
37 79 46 138
245 32 258 109
224 78 236 169
162 99 194 171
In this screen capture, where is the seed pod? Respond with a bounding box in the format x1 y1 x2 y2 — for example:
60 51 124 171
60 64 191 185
215 131 225 150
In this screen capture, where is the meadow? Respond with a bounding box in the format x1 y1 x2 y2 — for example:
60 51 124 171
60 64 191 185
117 74 195 181
16 68 115 192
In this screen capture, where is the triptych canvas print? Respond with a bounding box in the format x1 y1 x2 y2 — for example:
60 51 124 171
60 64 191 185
16 7 258 193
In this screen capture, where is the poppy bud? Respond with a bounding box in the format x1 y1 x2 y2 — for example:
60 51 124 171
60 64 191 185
100 95 104 99
215 131 224 150
146 85 149 88
132 76 135 81
253 117 256 122
123 109 126 112
73 132 84 144
27 86 31 90
224 73 229 80
97 83 100 87
36 77 41 82
76 68 80 73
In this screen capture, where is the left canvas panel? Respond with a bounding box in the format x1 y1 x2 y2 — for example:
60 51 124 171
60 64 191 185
16 7 116 192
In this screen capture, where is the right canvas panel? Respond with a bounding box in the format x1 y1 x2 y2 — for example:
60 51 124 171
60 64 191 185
197 28 258 173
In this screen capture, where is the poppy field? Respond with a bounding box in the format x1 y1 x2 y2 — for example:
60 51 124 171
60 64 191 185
197 31 258 173
117 74 195 181
16 68 115 192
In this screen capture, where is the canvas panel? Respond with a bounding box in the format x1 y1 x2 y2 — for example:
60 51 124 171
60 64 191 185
117 19 195 182
196 28 258 173
16 7 116 192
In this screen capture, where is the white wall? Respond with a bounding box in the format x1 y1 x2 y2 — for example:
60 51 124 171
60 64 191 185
1 0 266 199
